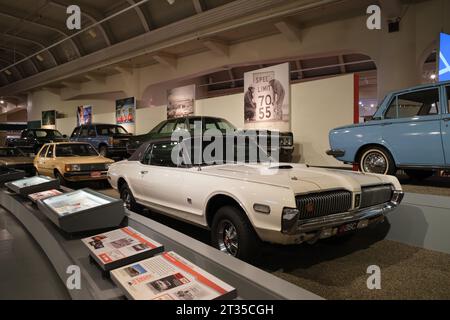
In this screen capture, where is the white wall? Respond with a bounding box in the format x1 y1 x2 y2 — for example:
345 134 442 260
291 74 354 166
33 74 355 166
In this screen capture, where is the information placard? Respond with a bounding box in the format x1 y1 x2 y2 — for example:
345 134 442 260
5 175 60 196
37 188 125 233
28 189 63 203
111 251 237 300
82 227 164 271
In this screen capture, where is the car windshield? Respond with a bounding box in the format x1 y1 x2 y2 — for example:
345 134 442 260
55 144 98 157
96 125 128 135
0 148 24 157
179 136 273 167
34 130 63 138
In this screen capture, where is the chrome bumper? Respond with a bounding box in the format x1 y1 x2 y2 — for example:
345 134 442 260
287 191 404 235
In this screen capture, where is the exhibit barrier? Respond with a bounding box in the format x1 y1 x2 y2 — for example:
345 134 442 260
386 192 450 255
0 187 321 300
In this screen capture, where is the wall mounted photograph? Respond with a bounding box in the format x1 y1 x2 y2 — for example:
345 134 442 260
77 105 93 126
116 97 136 124
41 110 56 129
244 63 290 128
167 84 195 119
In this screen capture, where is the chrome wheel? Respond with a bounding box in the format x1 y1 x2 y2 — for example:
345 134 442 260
217 220 239 256
99 146 108 157
121 189 132 210
362 151 388 174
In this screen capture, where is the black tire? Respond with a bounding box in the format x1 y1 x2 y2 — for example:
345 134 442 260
99 145 108 157
211 206 260 262
120 183 141 213
55 170 66 186
358 146 396 175
404 169 434 181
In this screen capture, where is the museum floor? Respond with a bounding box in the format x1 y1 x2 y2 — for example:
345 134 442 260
1 176 450 300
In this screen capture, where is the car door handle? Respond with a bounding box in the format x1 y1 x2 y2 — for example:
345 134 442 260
140 171 149 175
381 122 393 126
443 117 450 122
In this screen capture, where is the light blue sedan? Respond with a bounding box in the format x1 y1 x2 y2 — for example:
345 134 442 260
327 81 450 180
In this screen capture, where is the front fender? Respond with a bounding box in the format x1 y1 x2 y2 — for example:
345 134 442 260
329 123 385 163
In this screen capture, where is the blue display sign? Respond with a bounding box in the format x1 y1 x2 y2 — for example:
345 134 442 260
439 33 450 81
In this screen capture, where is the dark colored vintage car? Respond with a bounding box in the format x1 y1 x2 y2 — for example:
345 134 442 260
0 147 35 176
6 129 68 155
70 123 132 158
127 116 294 162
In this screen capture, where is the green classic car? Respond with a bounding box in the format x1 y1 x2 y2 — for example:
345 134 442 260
126 116 294 162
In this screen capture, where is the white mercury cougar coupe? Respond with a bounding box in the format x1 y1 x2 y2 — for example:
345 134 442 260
108 137 404 261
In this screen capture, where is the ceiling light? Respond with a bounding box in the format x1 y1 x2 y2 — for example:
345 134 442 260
0 100 4 104
430 74 436 80
167 0 175 4
88 29 97 39
36 54 44 62
4 70 12 76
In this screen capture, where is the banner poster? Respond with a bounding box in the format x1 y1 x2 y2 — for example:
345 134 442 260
116 97 136 124
243 62 290 130
76 105 93 126
41 110 56 129
439 33 450 81
167 84 195 119
116 97 136 134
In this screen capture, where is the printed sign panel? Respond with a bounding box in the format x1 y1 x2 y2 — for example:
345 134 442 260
244 63 290 129
167 85 195 120
116 97 136 124
42 110 56 129
77 105 92 126
439 33 450 82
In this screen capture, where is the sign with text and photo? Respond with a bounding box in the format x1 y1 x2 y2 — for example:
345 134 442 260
111 251 237 300
82 227 164 271
116 97 136 124
244 63 290 129
42 110 56 129
167 85 195 119
439 32 450 82
76 105 92 126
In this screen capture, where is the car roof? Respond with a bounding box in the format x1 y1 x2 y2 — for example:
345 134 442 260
388 80 450 95
77 123 124 126
43 142 91 146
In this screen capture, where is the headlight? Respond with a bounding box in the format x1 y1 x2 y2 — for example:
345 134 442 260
105 163 112 170
281 207 300 234
391 191 404 205
65 164 81 172
280 136 293 147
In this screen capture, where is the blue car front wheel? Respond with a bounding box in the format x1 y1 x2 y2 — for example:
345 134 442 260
359 147 396 176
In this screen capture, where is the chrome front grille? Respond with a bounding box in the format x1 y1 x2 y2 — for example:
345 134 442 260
360 185 393 208
79 163 107 171
295 190 352 220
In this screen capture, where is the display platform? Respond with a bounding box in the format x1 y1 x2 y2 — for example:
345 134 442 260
5 175 59 196
0 168 26 186
0 186 320 300
37 189 125 233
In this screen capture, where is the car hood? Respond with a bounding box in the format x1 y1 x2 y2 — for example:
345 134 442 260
54 156 114 164
0 157 34 166
199 163 400 194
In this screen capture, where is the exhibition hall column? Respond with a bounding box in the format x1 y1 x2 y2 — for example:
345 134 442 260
375 10 420 101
